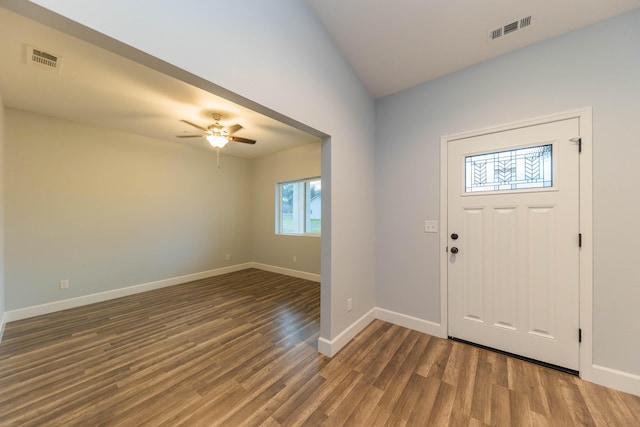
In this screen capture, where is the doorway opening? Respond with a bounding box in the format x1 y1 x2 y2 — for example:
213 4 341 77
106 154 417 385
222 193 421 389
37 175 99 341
0 2 331 348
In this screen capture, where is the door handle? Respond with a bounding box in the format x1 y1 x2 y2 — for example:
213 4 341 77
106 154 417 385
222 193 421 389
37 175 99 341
450 247 459 254
451 233 459 240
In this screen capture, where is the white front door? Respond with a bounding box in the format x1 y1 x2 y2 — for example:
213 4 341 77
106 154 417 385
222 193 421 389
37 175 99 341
447 118 580 370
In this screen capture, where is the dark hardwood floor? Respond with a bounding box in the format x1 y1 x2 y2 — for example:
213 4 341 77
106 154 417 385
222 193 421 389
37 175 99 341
0 269 638 426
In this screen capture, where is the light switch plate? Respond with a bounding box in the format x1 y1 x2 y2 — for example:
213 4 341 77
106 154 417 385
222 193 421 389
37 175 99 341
424 220 438 233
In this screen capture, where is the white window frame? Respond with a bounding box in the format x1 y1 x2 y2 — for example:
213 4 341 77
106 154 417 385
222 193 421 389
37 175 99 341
275 177 321 236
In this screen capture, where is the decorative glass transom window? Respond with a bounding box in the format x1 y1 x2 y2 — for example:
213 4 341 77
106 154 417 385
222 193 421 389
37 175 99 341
465 144 552 193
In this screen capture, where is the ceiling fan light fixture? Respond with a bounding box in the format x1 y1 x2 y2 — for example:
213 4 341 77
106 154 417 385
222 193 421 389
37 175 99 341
206 134 229 148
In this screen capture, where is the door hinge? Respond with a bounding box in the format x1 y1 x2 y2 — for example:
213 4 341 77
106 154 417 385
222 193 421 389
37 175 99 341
570 137 582 153
579 328 582 343
579 233 582 247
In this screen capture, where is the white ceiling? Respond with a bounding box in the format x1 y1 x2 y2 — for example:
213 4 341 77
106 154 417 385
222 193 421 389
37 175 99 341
0 7 319 159
2 2 638 149
306 0 640 98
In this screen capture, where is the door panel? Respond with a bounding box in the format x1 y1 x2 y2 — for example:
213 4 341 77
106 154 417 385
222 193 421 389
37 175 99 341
463 208 485 323
528 205 555 339
448 118 580 370
493 206 517 330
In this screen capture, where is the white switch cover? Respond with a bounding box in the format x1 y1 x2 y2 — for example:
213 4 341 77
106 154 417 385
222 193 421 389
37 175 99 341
424 220 438 233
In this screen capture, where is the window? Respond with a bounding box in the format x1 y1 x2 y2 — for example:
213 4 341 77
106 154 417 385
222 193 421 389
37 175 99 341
276 177 321 235
465 144 552 193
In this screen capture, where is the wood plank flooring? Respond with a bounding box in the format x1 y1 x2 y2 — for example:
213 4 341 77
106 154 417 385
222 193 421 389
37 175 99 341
0 268 638 426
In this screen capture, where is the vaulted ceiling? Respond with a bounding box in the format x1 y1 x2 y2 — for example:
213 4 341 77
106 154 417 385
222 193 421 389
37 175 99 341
306 0 640 98
0 6 319 159
1 0 638 152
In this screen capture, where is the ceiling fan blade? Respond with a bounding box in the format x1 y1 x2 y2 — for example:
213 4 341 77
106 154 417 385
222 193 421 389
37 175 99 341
176 134 204 138
227 123 243 134
229 136 256 145
180 119 207 132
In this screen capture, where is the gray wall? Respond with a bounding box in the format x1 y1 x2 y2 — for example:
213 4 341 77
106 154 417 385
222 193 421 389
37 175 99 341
375 10 640 375
5 109 253 310
252 142 321 274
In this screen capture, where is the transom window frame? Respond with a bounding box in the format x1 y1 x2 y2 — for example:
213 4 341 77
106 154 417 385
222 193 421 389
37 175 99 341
275 176 321 237
460 140 560 197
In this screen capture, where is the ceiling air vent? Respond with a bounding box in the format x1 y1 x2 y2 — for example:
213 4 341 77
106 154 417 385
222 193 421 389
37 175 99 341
488 15 534 41
490 28 503 40
25 45 63 73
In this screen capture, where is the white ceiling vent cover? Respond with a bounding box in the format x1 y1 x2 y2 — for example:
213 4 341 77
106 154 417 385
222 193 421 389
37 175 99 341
488 15 535 41
25 45 63 73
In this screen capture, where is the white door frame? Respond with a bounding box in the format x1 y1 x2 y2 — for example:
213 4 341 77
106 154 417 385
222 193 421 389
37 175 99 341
439 108 593 381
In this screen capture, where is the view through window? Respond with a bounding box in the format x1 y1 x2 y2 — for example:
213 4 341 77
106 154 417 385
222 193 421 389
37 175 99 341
277 178 321 235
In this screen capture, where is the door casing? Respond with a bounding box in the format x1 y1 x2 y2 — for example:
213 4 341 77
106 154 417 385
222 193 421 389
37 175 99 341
439 108 593 380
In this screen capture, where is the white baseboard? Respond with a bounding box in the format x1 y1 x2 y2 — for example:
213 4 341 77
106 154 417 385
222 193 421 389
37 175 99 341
592 364 640 397
250 262 320 282
3 262 319 324
4 263 253 322
0 312 6 343
374 308 443 338
323 310 640 398
318 308 376 357
318 307 443 357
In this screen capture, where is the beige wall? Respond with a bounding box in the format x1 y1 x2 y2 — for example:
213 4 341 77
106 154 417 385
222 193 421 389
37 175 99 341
25 0 377 343
5 109 253 310
0 95 5 321
252 142 321 274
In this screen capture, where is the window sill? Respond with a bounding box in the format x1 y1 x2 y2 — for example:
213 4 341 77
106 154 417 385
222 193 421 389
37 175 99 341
276 233 321 238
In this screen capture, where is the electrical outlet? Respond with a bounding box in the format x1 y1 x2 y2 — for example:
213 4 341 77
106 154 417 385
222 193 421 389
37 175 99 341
225 253 231 260
347 297 353 312
424 220 438 233
293 256 297 263
59 279 69 290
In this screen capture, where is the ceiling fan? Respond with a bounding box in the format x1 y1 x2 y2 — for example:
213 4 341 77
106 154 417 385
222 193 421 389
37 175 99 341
177 113 256 148
177 113 256 168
